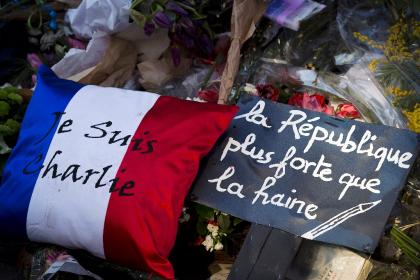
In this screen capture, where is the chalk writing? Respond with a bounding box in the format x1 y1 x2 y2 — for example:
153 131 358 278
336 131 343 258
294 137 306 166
220 133 274 164
252 176 318 220
234 100 272 128
276 110 413 171
192 95 419 253
208 166 245 198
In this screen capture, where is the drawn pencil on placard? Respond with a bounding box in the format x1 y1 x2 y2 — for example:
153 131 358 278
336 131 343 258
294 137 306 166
301 200 382 240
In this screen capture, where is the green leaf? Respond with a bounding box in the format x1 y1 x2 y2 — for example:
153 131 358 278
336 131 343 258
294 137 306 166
7 93 23 104
4 119 20 134
3 87 18 94
0 101 10 117
0 124 13 136
0 91 8 100
166 11 177 22
394 94 420 111
0 135 10 154
233 217 243 227
151 2 164 13
176 1 201 17
130 9 147 27
202 21 214 39
131 0 145 9
196 218 208 236
55 44 68 58
375 60 420 92
390 225 420 266
195 204 215 220
217 214 230 231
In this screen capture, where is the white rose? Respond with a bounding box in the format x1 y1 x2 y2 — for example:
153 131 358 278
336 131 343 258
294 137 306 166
202 235 214 252
243 83 258 95
207 223 219 234
214 242 224 251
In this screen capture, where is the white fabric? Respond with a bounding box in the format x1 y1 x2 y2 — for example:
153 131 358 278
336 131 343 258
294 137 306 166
66 0 131 39
52 32 110 79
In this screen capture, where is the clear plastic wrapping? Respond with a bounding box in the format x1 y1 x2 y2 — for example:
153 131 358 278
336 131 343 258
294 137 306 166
233 57 408 127
336 0 419 131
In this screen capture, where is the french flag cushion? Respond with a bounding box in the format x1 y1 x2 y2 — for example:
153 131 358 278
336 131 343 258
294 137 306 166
0 66 238 279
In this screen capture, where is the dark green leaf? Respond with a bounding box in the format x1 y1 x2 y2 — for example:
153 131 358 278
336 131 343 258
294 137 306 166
195 204 215 220
151 2 165 13
130 0 145 9
0 91 8 100
196 218 208 236
233 217 243 227
0 124 13 136
4 119 20 134
390 225 420 266
217 214 230 231
0 101 10 117
7 93 23 104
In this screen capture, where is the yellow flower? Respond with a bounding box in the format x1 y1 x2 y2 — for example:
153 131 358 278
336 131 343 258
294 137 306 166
403 104 420 133
353 32 384 50
353 19 419 62
368 59 378 72
384 19 419 62
387 87 413 97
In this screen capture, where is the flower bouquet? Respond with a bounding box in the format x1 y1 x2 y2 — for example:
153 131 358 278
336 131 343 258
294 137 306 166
337 0 420 133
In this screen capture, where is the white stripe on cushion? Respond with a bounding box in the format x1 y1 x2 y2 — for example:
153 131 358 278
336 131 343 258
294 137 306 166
26 85 159 258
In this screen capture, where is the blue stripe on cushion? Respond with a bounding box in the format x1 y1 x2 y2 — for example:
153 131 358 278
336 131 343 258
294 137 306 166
0 65 84 238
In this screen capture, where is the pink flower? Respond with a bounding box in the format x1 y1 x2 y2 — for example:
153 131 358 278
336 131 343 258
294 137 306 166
287 93 304 107
197 88 219 103
301 93 326 113
27 53 42 70
288 93 335 116
67 37 87 49
256 84 280 101
323 105 335 115
336 104 360 119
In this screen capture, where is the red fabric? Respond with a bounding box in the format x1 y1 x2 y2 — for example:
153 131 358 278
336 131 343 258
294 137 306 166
103 96 238 279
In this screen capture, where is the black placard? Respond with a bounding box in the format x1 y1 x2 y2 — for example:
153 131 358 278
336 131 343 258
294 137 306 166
191 95 419 253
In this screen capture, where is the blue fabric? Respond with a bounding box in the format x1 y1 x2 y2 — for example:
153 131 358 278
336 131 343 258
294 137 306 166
0 66 84 238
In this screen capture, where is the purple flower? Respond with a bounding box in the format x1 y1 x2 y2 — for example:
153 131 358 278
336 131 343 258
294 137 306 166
170 46 181 66
166 2 188 16
173 26 194 48
27 53 43 69
195 34 213 56
153 12 172 28
143 22 155 36
178 17 195 36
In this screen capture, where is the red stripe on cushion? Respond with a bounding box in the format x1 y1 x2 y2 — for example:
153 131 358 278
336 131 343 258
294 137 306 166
103 96 238 279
